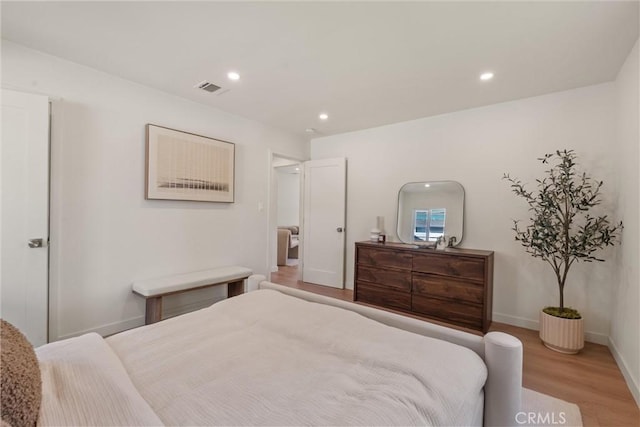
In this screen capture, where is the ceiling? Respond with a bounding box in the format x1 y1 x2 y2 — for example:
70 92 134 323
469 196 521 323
2 1 638 139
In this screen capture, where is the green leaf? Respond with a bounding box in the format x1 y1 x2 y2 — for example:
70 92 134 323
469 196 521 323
504 150 623 310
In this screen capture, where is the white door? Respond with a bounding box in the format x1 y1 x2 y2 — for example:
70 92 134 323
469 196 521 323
1 89 50 346
302 158 346 288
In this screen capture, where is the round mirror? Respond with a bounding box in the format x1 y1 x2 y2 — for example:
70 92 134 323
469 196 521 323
396 181 464 246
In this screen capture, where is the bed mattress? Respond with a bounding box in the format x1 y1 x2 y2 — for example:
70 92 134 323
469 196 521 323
37 289 487 426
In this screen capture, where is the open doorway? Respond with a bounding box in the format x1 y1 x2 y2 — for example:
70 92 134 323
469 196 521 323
269 155 302 284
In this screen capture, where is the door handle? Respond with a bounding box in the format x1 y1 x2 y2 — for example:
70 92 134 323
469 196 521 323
28 238 46 248
336 227 344 233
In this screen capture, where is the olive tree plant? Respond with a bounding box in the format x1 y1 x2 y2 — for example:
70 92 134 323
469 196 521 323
503 149 623 318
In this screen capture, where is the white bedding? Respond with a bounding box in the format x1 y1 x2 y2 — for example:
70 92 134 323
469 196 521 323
37 289 488 426
36 333 163 426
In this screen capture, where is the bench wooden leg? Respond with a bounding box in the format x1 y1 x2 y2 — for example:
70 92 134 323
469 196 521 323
228 280 244 298
145 296 163 325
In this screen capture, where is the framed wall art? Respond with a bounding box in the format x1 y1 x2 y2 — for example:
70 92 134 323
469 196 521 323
145 124 235 202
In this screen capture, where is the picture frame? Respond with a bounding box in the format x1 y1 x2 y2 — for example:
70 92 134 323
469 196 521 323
145 124 235 202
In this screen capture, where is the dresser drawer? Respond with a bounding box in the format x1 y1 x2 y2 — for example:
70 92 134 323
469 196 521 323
412 295 482 329
354 242 493 332
357 246 412 270
356 282 411 311
413 253 485 281
412 273 484 305
356 265 411 292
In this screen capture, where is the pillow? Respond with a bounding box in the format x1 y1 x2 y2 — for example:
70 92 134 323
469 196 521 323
0 319 42 426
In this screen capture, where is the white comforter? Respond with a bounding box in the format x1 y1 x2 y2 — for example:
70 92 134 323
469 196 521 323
38 289 487 426
37 333 163 426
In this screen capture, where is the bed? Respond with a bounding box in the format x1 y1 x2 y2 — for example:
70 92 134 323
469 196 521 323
8 276 523 426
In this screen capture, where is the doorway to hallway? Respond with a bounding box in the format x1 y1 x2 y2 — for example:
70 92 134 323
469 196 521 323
270 155 302 281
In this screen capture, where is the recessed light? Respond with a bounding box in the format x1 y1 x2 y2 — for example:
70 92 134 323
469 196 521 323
295 167 300 171
319 113 329 121
480 72 494 81
227 71 240 81
424 184 431 188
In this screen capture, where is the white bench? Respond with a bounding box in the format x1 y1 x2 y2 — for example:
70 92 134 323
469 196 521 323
132 266 253 325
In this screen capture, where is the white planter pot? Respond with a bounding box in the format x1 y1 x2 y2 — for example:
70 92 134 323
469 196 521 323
539 310 584 354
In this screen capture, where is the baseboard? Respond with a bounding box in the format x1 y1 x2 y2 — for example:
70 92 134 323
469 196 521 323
54 297 223 342
492 312 609 345
56 315 145 341
493 312 539 331
609 336 640 408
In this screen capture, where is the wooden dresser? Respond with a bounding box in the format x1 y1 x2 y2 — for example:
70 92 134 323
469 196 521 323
354 241 494 332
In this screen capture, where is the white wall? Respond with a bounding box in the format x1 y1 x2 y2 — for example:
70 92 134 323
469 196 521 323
610 39 640 406
1 40 308 341
311 83 620 344
276 170 301 226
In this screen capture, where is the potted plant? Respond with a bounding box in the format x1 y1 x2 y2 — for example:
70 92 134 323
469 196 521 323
504 149 622 354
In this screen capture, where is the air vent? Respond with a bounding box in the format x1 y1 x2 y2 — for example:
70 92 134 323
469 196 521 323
195 81 221 93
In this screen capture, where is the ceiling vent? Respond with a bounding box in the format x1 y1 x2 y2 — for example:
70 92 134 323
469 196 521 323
195 81 221 93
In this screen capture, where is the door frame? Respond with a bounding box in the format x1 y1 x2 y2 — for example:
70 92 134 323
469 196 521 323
266 150 306 282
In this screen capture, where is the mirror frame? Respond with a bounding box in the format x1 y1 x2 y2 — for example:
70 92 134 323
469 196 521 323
395 180 465 247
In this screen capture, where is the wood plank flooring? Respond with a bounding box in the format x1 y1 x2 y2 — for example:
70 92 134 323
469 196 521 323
270 265 640 427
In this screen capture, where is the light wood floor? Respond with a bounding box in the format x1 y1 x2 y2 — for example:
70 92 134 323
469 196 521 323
271 265 640 427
